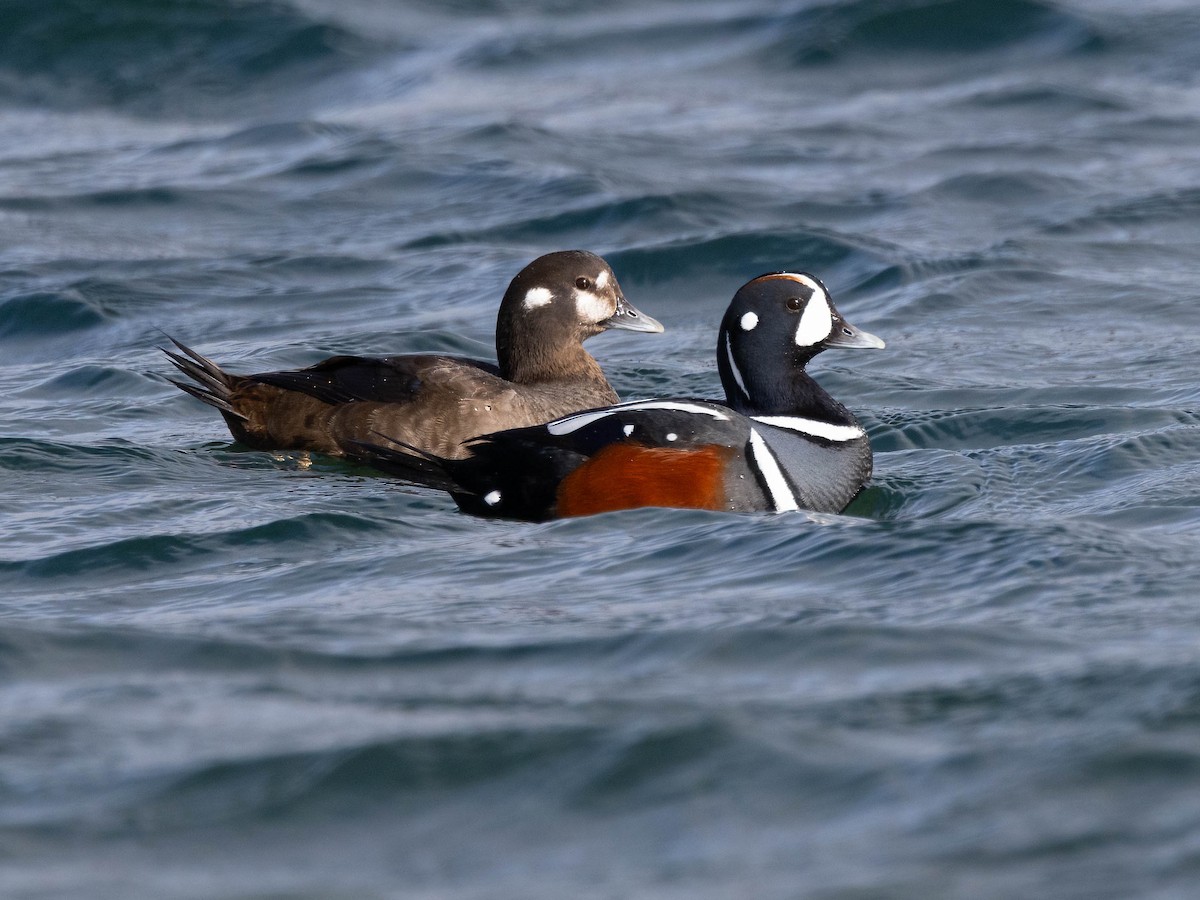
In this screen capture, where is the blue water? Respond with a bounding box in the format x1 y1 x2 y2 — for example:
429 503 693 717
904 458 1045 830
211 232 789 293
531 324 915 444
3 1 1200 897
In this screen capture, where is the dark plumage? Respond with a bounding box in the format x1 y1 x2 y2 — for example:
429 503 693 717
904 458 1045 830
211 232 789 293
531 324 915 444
164 250 662 458
355 272 885 520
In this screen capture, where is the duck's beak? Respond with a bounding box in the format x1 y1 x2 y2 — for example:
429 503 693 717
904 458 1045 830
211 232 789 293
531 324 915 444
825 316 885 349
602 295 665 334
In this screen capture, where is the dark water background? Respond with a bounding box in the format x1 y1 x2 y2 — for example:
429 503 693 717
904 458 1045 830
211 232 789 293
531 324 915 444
3 1 1200 897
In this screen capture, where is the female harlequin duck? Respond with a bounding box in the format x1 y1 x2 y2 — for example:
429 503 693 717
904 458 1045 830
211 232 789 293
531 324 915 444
164 250 663 459
354 272 885 519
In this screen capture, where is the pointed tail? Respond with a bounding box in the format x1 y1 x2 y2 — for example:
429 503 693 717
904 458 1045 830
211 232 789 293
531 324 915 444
160 335 247 420
348 434 466 494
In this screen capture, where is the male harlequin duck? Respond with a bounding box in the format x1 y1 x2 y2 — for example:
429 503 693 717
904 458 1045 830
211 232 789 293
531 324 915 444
354 272 885 520
164 250 663 459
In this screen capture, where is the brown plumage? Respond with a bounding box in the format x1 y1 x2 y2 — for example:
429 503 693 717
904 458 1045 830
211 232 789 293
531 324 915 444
164 250 663 459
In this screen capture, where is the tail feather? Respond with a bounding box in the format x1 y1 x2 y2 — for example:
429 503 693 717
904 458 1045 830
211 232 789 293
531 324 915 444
165 377 243 417
160 335 248 421
349 433 464 495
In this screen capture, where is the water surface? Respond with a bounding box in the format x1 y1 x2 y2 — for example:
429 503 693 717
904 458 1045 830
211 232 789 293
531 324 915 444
3 1 1200 897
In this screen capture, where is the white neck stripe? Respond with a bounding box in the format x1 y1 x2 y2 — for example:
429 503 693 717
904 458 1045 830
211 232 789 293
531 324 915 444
751 415 864 442
748 428 799 512
723 331 749 401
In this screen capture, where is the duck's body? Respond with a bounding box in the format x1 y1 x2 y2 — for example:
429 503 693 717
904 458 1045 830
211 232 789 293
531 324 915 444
164 250 662 459
356 272 885 519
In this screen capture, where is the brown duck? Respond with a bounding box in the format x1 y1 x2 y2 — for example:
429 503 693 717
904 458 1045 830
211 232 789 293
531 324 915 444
164 250 663 459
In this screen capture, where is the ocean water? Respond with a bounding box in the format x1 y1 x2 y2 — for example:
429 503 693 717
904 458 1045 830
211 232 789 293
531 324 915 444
3 0 1200 897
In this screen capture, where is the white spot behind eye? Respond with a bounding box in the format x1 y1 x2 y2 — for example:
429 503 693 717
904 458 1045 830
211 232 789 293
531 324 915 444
740 311 758 331
483 490 502 506
523 287 553 309
794 291 832 346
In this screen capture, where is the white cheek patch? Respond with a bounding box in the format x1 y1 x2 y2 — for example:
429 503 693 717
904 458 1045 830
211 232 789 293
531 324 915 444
573 289 612 324
483 490 502 506
794 291 832 347
740 311 758 331
523 287 553 309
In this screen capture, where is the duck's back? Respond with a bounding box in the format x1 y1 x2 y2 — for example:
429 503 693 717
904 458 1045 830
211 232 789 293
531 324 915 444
165 249 663 459
228 354 620 459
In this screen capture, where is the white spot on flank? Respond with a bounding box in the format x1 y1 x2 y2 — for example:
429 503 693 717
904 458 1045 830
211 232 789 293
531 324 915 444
595 269 609 289
740 311 758 331
483 490 502 506
523 287 552 309
794 290 832 347
547 400 729 436
748 428 799 512
752 415 865 442
666 433 678 442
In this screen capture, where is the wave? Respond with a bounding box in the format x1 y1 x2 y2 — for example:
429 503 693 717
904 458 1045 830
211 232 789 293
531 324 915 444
774 0 1107 63
0 290 109 339
0 0 388 115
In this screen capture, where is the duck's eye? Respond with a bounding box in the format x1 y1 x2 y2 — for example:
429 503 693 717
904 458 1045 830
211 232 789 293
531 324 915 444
785 296 803 311
576 277 593 291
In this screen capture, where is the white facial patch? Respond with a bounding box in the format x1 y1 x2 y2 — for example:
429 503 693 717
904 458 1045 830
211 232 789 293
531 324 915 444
748 428 799 512
752 415 865 442
483 490 502 506
623 424 634 436
547 400 729 436
523 287 553 309
794 289 832 347
666 433 678 442
573 288 612 324
740 312 758 331
595 269 609 289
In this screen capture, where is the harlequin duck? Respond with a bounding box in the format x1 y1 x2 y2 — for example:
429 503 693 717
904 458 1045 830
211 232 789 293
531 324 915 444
164 250 663 459
354 272 885 519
